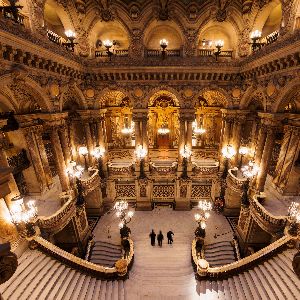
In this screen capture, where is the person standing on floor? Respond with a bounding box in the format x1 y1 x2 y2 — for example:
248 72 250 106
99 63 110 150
167 230 174 244
157 230 164 247
149 229 156 246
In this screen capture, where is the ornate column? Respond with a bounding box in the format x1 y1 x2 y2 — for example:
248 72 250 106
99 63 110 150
23 127 47 193
84 122 94 165
68 120 78 162
254 124 268 167
58 124 71 165
186 120 193 150
34 127 53 187
50 127 70 191
256 126 277 192
178 117 186 156
142 116 149 152
233 114 246 167
273 124 300 194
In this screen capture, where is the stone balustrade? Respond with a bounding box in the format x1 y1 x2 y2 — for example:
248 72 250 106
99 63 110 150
37 191 76 235
192 235 295 279
28 235 134 279
149 161 177 176
80 168 100 196
249 195 287 234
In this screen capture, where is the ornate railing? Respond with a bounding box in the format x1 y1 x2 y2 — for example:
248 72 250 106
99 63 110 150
37 191 76 235
198 49 233 58
249 195 287 234
108 162 135 177
95 49 129 58
80 168 100 196
29 236 134 279
192 163 219 176
150 161 177 176
192 235 294 279
145 49 181 57
227 168 247 189
46 30 67 46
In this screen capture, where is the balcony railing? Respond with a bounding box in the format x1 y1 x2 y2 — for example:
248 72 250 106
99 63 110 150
145 49 181 57
95 49 129 58
46 30 67 46
0 7 25 25
198 49 233 58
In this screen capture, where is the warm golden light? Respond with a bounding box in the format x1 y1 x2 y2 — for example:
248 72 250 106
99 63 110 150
79 146 88 156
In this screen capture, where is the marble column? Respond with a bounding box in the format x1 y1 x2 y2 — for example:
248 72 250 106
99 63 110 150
186 120 193 150
35 128 53 187
178 117 186 153
142 117 148 151
254 124 267 167
256 127 277 192
59 125 71 165
273 126 300 191
134 119 142 147
51 127 70 191
23 127 47 192
233 117 244 167
84 122 93 164
68 120 78 162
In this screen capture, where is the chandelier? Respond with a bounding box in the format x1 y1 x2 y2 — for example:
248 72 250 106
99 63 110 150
121 118 133 135
91 147 105 159
135 144 147 159
193 120 206 135
67 161 84 178
194 200 213 229
222 144 236 159
241 160 260 178
10 196 37 237
114 200 134 229
158 123 170 135
180 145 192 158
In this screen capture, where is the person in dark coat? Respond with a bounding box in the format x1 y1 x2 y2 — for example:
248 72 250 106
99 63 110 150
167 230 174 244
149 229 156 246
157 231 164 247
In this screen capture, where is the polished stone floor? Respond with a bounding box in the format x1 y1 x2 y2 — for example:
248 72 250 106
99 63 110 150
93 207 234 299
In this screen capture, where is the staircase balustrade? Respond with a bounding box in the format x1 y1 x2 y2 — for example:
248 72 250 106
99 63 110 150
192 235 295 279
28 235 134 279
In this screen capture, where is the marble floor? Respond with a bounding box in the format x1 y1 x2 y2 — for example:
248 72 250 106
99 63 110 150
93 207 234 299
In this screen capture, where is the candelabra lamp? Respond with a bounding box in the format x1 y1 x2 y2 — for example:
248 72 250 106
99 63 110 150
160 39 168 59
238 146 249 170
66 161 85 206
135 144 147 179
214 40 224 61
62 30 78 52
79 146 89 171
0 0 23 23
10 196 37 237
241 160 260 206
250 30 264 52
103 40 115 60
114 200 134 238
220 144 236 199
194 200 212 238
91 146 106 179
288 202 300 236
180 145 192 179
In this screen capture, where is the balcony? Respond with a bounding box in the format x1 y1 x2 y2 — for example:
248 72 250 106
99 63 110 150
95 49 129 58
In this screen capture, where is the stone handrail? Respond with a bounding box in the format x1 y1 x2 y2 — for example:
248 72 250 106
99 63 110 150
28 236 134 279
227 168 247 188
80 168 100 196
37 191 76 234
250 195 287 228
192 235 294 279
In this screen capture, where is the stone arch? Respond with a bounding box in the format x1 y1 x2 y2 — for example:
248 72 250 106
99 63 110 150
196 88 232 108
0 74 52 113
272 79 300 113
59 85 87 112
0 91 17 112
240 86 267 111
87 19 130 53
252 1 282 35
44 0 75 35
143 20 184 49
146 88 181 108
97 88 131 108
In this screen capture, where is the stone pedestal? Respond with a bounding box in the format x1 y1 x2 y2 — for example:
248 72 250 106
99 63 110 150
136 178 152 211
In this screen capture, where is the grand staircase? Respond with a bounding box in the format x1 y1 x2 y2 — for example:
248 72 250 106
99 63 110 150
204 241 236 267
89 240 122 267
0 241 299 299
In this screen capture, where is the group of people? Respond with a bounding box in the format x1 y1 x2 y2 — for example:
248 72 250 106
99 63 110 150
149 229 174 247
